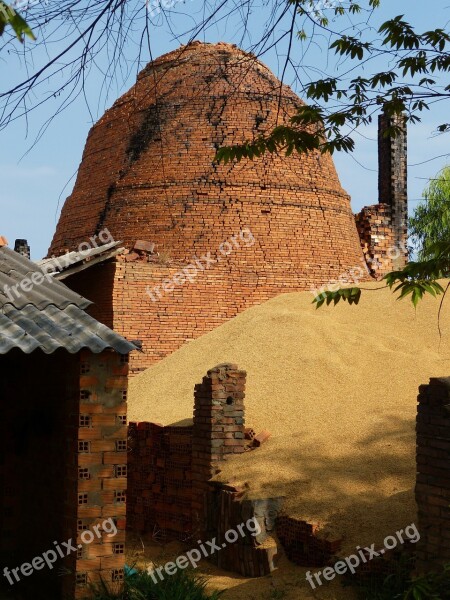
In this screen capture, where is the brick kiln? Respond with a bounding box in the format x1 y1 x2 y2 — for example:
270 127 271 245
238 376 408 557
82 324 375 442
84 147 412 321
48 41 407 374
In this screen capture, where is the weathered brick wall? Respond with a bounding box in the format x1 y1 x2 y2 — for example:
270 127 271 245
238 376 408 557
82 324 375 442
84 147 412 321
415 378 450 571
127 423 193 541
127 364 283 577
355 204 404 278
48 42 365 275
66 250 373 375
68 250 372 375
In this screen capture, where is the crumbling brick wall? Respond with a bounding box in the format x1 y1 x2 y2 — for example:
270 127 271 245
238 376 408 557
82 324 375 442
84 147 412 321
355 204 405 278
276 516 342 567
127 364 285 577
127 423 193 542
415 377 450 571
355 109 408 278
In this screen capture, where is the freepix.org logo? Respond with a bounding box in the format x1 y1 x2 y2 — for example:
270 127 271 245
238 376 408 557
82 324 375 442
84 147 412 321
3 518 117 586
146 0 193 19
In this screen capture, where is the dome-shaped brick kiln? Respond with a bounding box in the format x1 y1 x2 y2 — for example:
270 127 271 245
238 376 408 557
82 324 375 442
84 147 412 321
48 42 388 373
49 41 364 273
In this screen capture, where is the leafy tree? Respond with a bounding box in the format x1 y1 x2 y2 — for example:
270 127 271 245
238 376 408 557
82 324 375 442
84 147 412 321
216 0 450 162
409 166 450 260
1 0 449 143
0 1 35 41
312 169 450 311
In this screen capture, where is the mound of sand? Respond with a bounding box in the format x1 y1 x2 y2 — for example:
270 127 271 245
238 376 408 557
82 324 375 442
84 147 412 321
128 283 450 553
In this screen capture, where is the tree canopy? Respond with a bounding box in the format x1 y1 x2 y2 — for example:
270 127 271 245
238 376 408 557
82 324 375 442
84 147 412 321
216 0 450 162
312 165 450 311
410 166 450 260
1 0 449 147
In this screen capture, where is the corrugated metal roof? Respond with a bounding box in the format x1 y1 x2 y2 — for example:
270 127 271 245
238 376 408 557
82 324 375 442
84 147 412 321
37 240 124 280
0 246 90 310
0 246 138 355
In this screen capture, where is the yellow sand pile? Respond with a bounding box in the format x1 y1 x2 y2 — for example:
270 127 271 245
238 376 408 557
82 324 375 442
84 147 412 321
128 283 450 554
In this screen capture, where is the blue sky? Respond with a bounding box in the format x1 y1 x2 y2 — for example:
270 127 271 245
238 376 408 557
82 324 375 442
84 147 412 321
0 0 449 259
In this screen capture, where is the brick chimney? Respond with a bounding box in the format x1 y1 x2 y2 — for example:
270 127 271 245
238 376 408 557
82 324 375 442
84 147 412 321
14 239 30 259
378 108 408 267
0 236 8 247
354 108 409 276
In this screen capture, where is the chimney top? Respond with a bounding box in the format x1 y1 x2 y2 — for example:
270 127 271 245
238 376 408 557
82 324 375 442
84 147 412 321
14 239 31 259
0 236 8 248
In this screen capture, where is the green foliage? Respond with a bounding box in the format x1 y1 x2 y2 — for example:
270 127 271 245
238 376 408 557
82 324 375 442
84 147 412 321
313 242 450 309
410 166 450 260
216 1 450 163
313 287 361 308
386 239 450 303
89 566 224 600
0 1 35 41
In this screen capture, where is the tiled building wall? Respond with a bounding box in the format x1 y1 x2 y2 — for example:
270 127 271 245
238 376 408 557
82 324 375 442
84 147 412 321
70 349 129 599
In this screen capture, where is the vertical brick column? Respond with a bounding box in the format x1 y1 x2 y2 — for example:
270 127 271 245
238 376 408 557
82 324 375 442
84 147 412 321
66 350 129 599
416 377 450 571
191 364 246 536
378 109 408 269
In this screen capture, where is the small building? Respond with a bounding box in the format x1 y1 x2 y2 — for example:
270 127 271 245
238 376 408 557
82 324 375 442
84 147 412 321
0 243 138 599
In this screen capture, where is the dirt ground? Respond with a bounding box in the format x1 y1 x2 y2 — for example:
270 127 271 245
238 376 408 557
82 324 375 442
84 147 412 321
126 532 358 600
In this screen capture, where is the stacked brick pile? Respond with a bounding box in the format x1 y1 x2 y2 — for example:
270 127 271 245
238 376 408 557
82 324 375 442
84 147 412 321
355 204 399 278
276 516 342 567
48 40 373 374
207 483 282 576
415 378 450 571
127 422 193 541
